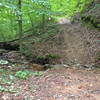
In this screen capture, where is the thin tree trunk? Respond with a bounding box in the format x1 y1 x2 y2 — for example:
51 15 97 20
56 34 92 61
18 0 23 49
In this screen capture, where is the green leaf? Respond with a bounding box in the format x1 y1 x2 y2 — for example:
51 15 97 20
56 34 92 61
15 70 31 80
32 71 43 76
0 60 9 65
0 85 8 92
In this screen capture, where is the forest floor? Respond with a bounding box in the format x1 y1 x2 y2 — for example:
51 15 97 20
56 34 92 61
0 66 100 100
0 22 100 100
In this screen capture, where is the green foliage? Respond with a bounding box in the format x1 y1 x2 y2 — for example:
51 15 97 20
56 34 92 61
15 70 43 79
0 85 8 92
0 68 14 85
15 70 31 79
36 56 45 61
32 71 43 76
0 68 43 94
0 60 9 65
0 85 17 93
0 0 92 41
0 68 17 93
46 53 59 59
50 0 93 17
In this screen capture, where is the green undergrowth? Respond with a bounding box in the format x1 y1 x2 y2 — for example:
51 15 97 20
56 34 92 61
0 67 44 93
15 70 43 79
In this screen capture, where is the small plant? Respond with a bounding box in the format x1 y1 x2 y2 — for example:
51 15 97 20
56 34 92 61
0 68 5 73
1 78 12 85
0 60 8 65
15 70 44 79
0 85 17 93
46 53 59 59
0 85 8 92
32 71 43 76
15 70 31 80
0 69 14 85
36 56 45 60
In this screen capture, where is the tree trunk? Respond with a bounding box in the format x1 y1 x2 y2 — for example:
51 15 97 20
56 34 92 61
18 0 23 49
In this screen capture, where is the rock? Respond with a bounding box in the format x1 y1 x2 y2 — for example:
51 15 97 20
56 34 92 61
49 64 69 69
58 18 71 25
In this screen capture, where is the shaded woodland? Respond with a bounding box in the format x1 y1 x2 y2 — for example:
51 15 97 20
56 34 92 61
0 0 100 100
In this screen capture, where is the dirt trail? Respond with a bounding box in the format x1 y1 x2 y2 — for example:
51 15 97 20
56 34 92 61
0 22 100 100
0 67 100 100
